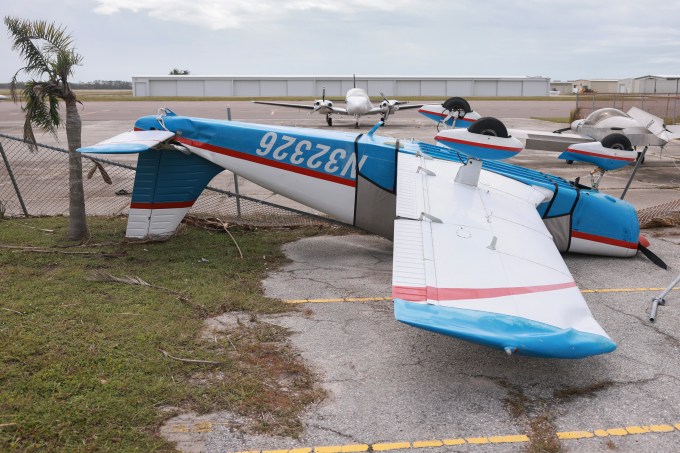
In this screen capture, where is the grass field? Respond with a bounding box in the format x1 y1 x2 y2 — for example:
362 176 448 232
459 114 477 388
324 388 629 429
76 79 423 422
0 88 577 103
0 217 332 451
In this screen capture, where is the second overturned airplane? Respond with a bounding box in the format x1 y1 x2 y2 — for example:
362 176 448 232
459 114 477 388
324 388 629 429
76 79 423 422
254 83 422 128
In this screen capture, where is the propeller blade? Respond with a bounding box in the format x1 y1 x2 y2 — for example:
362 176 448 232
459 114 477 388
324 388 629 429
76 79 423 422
322 87 326 102
638 243 668 270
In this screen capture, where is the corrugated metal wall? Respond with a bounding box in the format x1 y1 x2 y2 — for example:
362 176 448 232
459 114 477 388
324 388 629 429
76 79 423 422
132 76 551 97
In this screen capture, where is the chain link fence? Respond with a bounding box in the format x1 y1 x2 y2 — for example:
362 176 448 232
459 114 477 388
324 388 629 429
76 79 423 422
0 133 341 227
575 94 680 123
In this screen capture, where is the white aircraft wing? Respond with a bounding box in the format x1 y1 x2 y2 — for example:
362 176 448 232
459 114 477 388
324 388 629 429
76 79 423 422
253 100 347 114
391 152 616 358
507 128 592 152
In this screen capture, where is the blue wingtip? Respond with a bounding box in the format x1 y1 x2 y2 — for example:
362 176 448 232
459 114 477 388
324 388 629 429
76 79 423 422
394 299 616 359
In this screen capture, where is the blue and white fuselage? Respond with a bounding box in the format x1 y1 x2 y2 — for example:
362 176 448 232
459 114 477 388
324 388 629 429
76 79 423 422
79 112 641 358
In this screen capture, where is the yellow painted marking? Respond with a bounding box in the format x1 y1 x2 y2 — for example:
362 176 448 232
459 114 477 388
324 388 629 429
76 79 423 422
371 441 411 451
558 431 595 440
489 434 529 443
412 440 443 448
465 437 489 444
315 445 368 453
626 426 650 434
228 420 680 452
285 297 391 304
581 287 678 294
171 424 190 433
649 424 675 432
285 287 680 304
193 422 213 433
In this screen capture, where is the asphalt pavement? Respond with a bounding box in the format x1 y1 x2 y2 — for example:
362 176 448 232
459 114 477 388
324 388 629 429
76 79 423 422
5 98 680 452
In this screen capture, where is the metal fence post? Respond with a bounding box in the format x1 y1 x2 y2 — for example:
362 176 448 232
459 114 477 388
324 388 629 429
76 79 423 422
226 106 241 217
0 142 29 217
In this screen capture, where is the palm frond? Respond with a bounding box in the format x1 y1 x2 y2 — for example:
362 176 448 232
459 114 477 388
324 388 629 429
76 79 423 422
4 17 51 79
21 81 62 150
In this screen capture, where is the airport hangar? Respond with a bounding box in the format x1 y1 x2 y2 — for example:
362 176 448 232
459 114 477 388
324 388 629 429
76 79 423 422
130 75 550 98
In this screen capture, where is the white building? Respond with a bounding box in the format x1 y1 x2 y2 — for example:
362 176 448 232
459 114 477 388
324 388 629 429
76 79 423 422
623 75 680 94
131 75 550 98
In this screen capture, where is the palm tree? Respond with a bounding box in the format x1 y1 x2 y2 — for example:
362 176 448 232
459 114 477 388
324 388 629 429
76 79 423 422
4 16 88 240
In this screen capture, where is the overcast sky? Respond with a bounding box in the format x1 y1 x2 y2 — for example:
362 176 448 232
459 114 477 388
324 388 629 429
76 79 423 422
2 0 679 83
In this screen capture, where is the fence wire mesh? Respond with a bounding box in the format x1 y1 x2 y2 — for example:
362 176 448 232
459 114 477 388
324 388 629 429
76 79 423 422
0 133 340 228
575 94 680 123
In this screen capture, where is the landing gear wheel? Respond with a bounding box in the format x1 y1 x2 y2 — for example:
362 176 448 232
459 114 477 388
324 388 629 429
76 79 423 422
467 117 509 138
566 160 574 165
326 116 332 127
601 133 633 151
355 121 359 129
442 96 471 114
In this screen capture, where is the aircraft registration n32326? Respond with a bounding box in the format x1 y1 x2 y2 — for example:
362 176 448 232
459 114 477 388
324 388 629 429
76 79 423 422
79 108 645 359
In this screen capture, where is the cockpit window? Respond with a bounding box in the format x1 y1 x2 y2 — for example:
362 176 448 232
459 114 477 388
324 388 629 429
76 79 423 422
583 108 629 125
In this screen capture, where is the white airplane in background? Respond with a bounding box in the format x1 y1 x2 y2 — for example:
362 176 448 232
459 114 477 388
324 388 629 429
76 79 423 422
254 78 423 128
0 95 9 100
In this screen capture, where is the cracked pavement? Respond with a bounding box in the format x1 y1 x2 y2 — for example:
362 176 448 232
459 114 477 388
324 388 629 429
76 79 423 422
202 232 680 452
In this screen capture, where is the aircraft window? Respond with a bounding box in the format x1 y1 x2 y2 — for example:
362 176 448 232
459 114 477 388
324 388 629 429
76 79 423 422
583 108 629 125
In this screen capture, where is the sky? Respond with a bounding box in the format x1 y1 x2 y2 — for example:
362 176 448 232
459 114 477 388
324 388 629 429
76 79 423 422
1 0 679 83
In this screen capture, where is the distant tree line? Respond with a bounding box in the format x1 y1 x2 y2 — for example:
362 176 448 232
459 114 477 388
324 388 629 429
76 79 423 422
0 80 132 89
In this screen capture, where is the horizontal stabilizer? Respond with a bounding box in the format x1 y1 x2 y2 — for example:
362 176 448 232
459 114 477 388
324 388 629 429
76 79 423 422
77 130 176 154
559 141 637 171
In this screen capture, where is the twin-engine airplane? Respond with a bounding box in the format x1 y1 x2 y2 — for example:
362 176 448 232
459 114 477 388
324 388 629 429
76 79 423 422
79 108 648 359
419 97 680 183
254 84 422 128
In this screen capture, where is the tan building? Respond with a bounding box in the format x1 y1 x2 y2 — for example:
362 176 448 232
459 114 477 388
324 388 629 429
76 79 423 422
571 79 618 93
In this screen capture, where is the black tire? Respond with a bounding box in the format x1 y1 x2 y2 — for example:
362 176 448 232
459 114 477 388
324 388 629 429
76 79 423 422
600 133 632 150
327 116 332 127
467 117 509 138
566 160 574 165
442 96 472 114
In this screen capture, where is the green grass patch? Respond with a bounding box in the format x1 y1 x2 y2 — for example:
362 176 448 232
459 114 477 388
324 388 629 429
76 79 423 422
0 217 330 451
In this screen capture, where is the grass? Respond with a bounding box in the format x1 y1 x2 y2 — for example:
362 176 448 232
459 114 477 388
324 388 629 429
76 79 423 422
0 217 330 451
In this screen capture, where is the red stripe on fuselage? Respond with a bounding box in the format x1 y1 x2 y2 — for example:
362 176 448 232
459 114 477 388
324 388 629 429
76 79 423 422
392 281 577 302
571 230 637 249
565 148 636 162
435 135 522 152
133 127 355 187
130 200 195 209
178 138 356 187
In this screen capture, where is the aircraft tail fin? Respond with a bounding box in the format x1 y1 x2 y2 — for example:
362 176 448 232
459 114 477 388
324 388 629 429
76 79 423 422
126 149 224 240
627 107 668 139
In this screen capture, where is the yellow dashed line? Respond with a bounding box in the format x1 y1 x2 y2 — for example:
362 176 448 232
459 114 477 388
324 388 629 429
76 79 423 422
179 422 680 453
372 441 411 451
489 434 529 443
558 431 594 440
465 437 489 444
412 440 443 448
175 421 680 452
284 287 680 304
442 438 465 446
285 297 391 304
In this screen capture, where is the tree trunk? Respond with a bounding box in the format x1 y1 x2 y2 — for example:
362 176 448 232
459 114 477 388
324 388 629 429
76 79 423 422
65 98 88 241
